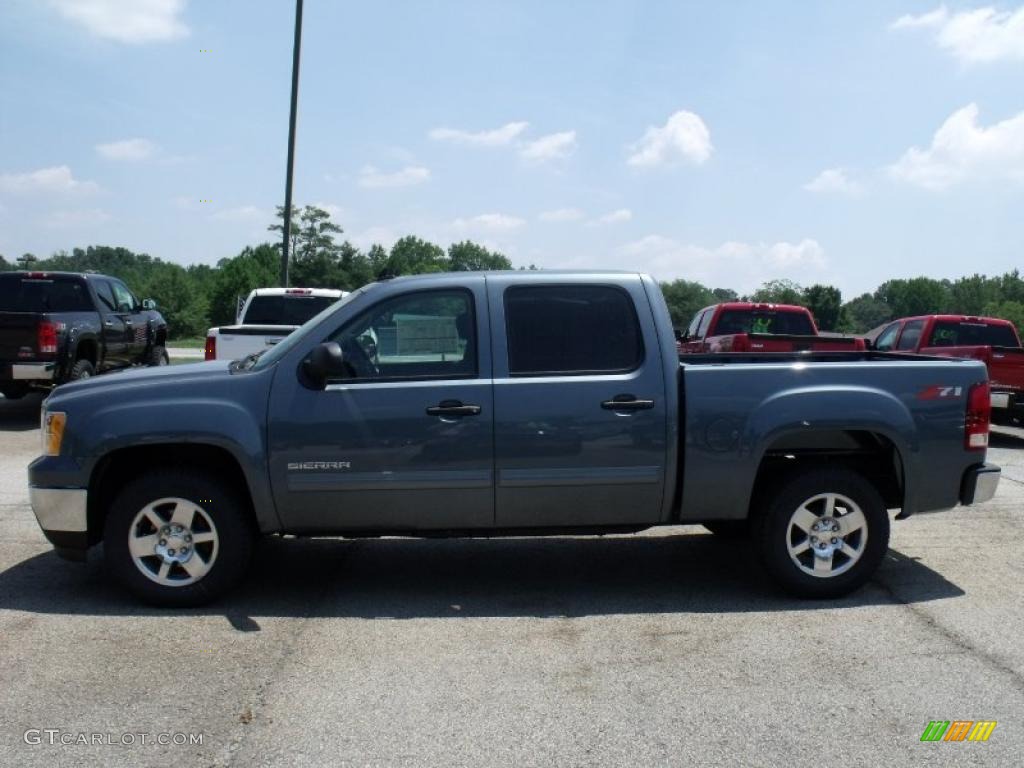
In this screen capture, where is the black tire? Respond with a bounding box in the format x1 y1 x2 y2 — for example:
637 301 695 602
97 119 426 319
104 469 255 607
68 359 95 381
0 384 28 400
703 520 751 539
755 468 889 599
146 345 169 367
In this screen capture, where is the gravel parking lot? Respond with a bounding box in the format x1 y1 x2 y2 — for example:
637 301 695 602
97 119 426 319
1 391 1022 767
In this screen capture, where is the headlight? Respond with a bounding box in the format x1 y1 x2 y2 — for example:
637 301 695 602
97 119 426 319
42 411 66 456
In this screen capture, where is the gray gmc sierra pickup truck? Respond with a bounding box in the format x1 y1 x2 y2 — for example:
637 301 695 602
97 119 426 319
28 271 1001 606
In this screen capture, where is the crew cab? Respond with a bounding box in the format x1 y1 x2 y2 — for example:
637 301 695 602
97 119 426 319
204 287 344 361
0 271 167 399
679 302 866 353
870 314 1024 425
29 271 999 606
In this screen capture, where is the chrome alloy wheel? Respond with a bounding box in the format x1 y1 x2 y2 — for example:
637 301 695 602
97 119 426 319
785 492 868 578
128 497 219 586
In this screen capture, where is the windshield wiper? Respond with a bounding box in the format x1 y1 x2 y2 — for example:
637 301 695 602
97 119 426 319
229 350 266 372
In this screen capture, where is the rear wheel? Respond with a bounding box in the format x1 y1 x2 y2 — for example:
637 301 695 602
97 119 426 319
755 468 889 598
68 359 95 382
147 345 169 367
104 470 255 606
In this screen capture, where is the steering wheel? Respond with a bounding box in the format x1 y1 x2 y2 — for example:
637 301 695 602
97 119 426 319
340 336 379 378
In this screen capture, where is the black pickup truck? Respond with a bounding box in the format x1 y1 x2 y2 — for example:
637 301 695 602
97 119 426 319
0 271 168 398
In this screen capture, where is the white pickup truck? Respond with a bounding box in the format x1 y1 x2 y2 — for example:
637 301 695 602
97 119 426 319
204 287 345 361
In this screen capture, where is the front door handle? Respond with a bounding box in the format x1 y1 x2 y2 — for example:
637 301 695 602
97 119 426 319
426 399 482 417
601 394 655 411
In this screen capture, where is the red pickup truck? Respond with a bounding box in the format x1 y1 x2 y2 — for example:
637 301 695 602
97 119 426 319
679 302 866 354
870 314 1024 425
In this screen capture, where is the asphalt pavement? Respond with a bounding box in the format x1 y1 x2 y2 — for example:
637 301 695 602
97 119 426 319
1 390 1023 767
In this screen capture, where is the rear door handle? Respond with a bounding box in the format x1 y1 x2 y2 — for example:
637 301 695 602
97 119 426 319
601 394 655 411
426 400 482 417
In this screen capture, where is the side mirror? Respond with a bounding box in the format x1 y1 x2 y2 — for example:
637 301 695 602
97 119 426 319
674 328 683 342
142 298 157 310
303 342 346 388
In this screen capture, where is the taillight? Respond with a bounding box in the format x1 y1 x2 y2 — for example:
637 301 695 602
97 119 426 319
37 321 58 355
965 381 991 450
204 334 216 360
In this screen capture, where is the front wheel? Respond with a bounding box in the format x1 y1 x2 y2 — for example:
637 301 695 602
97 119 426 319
755 468 889 599
104 470 255 606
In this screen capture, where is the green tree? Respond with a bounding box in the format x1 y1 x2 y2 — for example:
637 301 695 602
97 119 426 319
17 253 39 268
751 279 804 305
949 274 1000 316
874 277 951 318
448 240 512 271
268 204 346 287
386 236 447 275
208 244 280 326
802 284 842 331
839 293 892 333
660 279 715 328
982 300 1024 337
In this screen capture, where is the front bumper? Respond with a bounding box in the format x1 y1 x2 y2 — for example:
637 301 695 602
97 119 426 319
960 464 1001 506
29 486 89 559
2 362 56 381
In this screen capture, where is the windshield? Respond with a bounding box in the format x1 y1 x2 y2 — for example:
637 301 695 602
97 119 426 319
927 321 1021 348
0 275 93 312
242 294 339 325
249 286 371 371
714 309 815 336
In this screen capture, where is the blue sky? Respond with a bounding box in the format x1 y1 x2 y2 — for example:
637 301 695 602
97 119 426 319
1 0 1022 296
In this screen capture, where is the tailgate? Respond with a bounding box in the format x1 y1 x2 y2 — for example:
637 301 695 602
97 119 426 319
988 347 1024 390
747 333 864 352
0 312 43 360
213 325 298 359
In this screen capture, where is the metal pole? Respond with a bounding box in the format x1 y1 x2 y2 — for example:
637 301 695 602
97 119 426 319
280 0 304 288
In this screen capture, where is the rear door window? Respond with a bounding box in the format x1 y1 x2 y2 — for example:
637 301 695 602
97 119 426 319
504 284 643 376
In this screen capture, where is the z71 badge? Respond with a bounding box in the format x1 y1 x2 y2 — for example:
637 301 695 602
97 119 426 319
287 461 352 471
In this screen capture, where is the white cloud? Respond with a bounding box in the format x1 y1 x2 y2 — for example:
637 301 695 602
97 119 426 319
591 208 633 225
95 138 157 161
45 208 112 229
429 122 529 147
627 110 712 168
888 103 1024 189
357 165 431 189
0 165 98 195
453 213 526 232
597 236 825 292
50 0 189 44
538 207 585 222
803 167 865 196
520 131 577 161
210 205 264 221
890 5 1024 63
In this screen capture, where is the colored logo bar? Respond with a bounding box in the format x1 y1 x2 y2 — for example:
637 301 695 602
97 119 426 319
920 721 996 742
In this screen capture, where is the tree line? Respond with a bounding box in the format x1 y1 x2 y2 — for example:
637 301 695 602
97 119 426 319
2 204 1023 339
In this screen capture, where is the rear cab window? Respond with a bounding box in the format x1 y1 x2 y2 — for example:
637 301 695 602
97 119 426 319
504 284 644 375
712 308 814 336
927 321 1020 348
0 274 93 312
244 295 340 325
